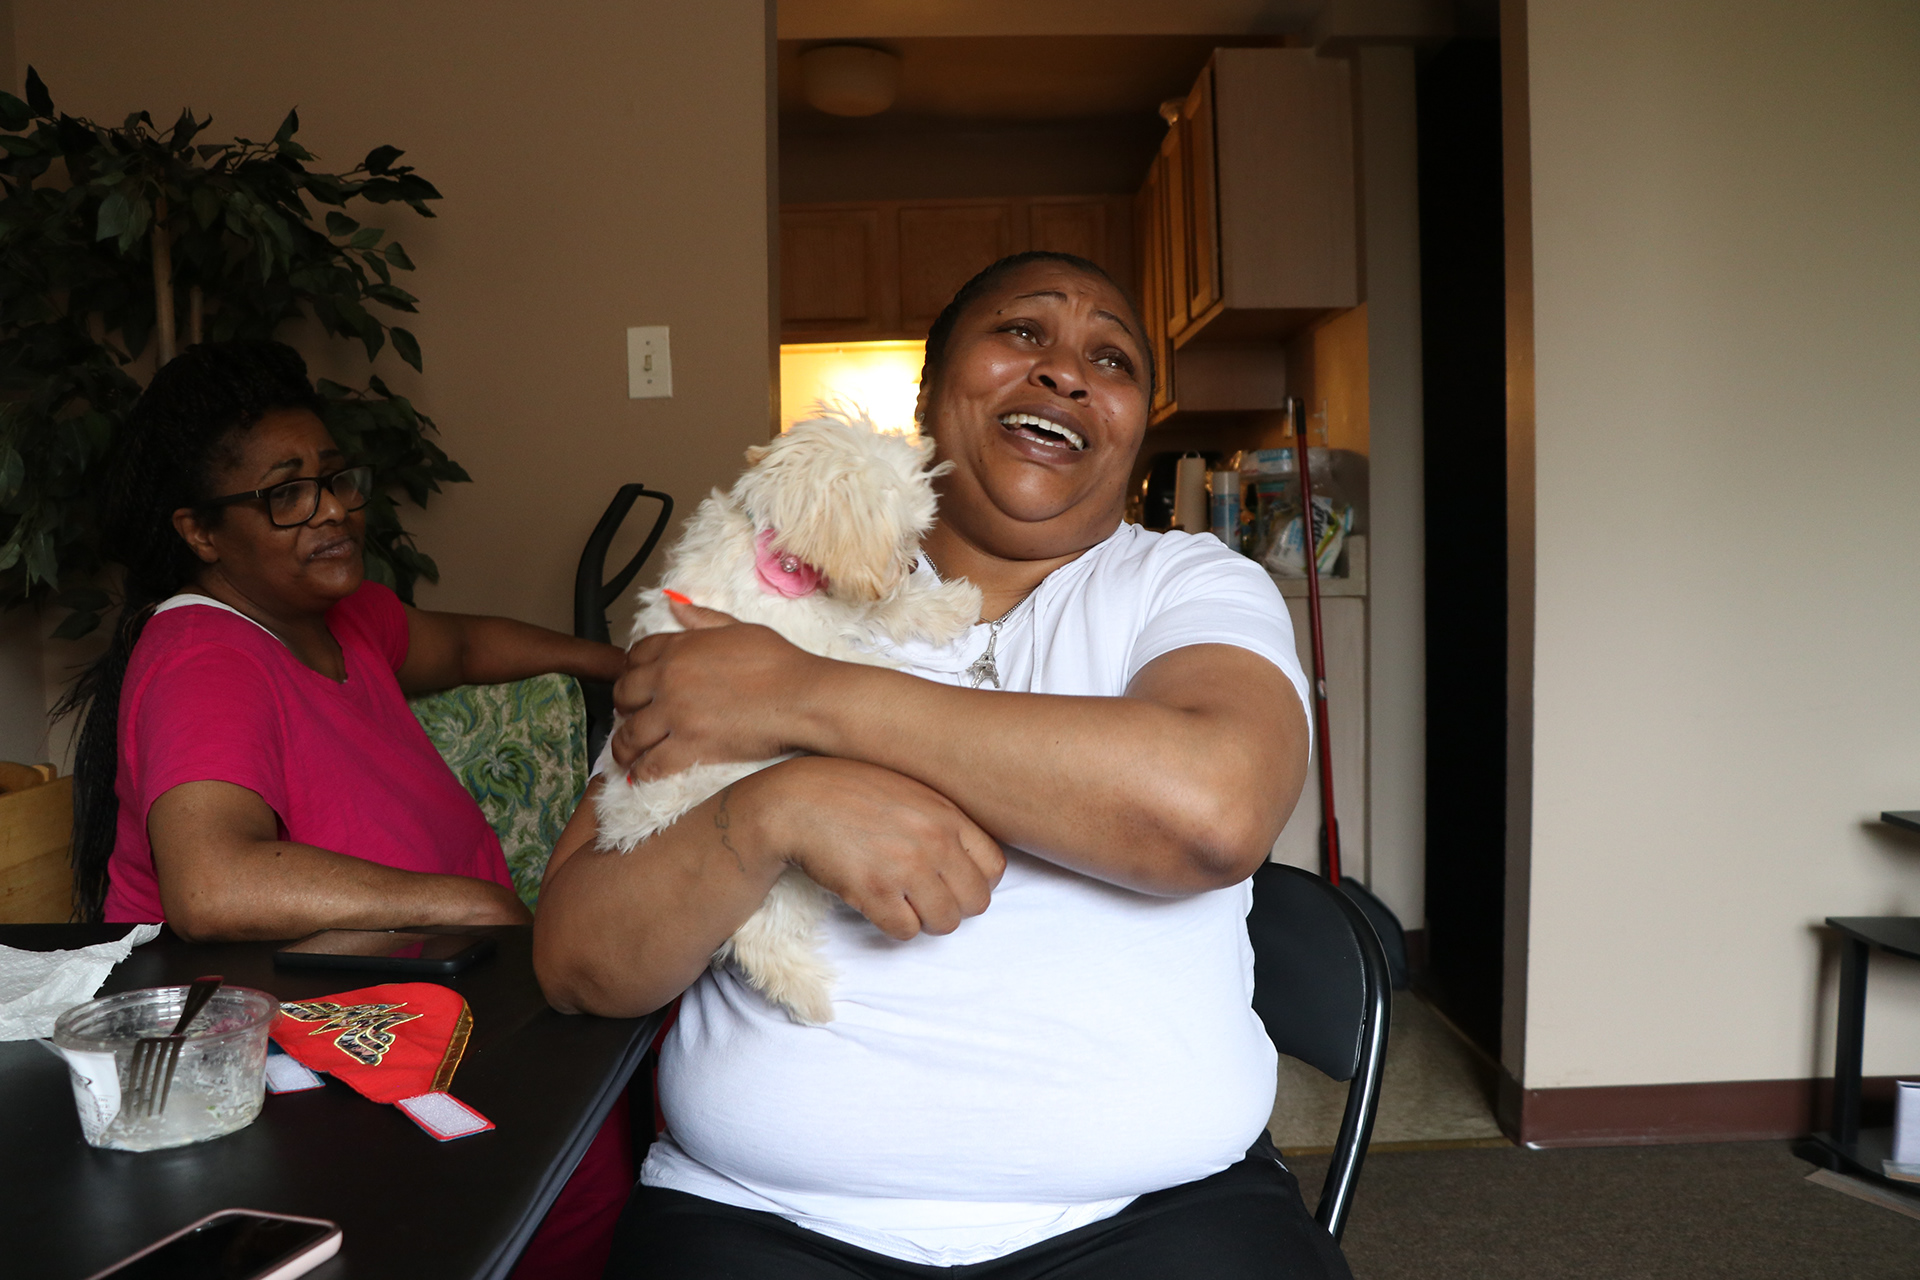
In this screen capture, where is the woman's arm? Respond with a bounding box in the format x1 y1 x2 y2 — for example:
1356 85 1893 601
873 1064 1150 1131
611 603 1308 896
397 607 626 697
533 756 1003 1017
148 780 532 941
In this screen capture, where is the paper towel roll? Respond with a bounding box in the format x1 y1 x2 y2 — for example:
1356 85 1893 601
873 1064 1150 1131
1174 454 1209 532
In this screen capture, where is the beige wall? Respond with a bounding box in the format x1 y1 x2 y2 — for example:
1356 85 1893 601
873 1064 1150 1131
13 0 776 640
1519 0 1920 1087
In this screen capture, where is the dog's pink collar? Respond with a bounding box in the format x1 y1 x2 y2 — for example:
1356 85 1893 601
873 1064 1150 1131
754 529 824 598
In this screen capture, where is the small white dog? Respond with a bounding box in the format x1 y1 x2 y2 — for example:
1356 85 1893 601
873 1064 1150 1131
592 407 981 1024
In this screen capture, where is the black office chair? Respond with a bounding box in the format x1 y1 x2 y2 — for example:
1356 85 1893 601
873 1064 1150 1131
1249 861 1392 1244
574 483 674 762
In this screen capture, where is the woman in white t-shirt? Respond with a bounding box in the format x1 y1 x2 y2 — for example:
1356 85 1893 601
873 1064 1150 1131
535 253 1349 1280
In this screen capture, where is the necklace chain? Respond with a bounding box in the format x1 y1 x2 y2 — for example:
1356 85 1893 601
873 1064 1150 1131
918 553 1039 691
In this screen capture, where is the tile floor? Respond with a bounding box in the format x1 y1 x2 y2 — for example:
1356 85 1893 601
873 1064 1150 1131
1268 992 1507 1153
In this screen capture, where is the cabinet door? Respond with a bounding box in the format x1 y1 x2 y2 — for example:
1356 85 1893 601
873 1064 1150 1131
1028 198 1104 264
898 204 1015 332
1182 66 1222 322
1137 160 1174 416
780 209 887 335
1029 196 1136 297
1159 129 1190 338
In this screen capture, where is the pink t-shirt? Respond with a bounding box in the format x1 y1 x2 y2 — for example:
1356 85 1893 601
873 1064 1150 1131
103 582 511 923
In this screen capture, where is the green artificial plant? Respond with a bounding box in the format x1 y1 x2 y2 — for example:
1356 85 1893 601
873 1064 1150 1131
0 66 469 638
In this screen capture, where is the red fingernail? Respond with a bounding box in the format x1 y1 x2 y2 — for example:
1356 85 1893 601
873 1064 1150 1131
663 589 691 605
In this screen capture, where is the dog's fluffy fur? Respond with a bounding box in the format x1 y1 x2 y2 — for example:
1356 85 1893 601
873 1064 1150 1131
592 408 980 1024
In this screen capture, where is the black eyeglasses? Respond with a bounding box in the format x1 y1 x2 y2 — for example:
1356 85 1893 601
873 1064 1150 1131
201 466 374 528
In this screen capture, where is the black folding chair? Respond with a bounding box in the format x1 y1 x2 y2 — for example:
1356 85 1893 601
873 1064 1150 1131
1248 861 1392 1244
573 484 673 762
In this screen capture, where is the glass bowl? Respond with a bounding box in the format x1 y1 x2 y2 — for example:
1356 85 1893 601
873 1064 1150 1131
51 985 279 1151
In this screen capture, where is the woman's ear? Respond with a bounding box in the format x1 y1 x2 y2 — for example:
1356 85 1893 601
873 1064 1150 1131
913 380 932 433
171 507 222 565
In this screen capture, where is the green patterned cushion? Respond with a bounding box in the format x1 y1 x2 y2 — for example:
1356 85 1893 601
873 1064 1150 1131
409 674 589 910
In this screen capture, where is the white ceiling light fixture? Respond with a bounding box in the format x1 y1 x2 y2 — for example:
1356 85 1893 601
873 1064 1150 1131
800 44 901 117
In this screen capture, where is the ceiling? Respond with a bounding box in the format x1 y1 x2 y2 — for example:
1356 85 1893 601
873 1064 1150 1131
777 34 1285 129
778 1 1324 41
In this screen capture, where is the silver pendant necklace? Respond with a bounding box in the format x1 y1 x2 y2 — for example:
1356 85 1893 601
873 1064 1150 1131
920 553 1038 691
964 592 1035 690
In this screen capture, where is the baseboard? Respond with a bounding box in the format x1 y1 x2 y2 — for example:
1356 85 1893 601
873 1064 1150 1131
1497 1070 1906 1149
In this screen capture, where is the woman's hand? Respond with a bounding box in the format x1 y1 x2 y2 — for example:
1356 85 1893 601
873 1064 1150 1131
610 598 832 778
535 755 1004 1016
752 756 1005 940
454 880 535 927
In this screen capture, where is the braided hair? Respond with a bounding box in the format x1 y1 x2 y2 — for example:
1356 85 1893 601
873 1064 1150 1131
57 341 323 921
918 251 1156 414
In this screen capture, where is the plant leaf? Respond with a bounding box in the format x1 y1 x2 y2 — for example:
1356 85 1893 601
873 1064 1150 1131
191 182 222 229
95 189 132 241
49 607 101 640
384 241 414 271
24 67 52 118
0 93 29 133
273 107 299 144
363 144 403 175
23 528 56 588
390 326 422 372
325 210 358 238
52 586 110 613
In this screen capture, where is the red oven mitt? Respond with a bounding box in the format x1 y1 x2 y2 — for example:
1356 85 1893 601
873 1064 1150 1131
270 982 494 1140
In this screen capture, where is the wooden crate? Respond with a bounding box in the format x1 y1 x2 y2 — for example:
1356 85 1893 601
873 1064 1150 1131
0 772 74 923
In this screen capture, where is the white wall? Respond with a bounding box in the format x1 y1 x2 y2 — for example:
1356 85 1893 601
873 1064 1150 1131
1520 0 1920 1088
12 0 776 640
1355 43 1427 930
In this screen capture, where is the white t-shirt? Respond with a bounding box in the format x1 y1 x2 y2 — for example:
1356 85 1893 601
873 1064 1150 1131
641 524 1311 1265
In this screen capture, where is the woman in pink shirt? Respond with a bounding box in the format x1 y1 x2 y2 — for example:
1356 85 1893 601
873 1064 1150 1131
60 340 626 937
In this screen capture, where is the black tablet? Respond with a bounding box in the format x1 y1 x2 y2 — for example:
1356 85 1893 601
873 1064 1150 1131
272 929 495 975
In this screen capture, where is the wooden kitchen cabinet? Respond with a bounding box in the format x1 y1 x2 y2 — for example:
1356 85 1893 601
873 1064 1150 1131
1180 65 1223 324
1136 157 1176 417
780 207 893 337
1174 48 1358 348
897 203 1017 331
779 195 1133 344
1132 47 1357 426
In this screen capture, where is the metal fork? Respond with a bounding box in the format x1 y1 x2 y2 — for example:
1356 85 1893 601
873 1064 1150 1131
126 975 223 1119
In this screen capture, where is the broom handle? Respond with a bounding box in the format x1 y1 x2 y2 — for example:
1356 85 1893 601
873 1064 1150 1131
1291 397 1343 885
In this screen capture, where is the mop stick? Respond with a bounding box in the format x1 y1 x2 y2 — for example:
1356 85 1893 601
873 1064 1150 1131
1291 396 1344 886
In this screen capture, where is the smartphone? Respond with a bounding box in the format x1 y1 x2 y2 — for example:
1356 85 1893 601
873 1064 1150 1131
86 1209 340 1280
273 928 495 975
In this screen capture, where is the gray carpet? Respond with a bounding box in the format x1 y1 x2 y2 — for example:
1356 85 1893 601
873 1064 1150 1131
1287 1141 1920 1279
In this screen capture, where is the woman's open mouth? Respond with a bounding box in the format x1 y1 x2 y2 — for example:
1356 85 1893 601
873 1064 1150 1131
998 412 1087 452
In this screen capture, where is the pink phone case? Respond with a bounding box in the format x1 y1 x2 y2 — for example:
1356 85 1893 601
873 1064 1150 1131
85 1209 341 1280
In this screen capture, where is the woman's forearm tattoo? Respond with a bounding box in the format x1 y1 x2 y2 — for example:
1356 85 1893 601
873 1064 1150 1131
713 784 746 873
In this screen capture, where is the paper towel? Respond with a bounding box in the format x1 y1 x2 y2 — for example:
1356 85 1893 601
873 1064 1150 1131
1173 454 1209 533
0 924 162 1040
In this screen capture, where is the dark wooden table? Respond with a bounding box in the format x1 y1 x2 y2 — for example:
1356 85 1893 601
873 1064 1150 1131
0 924 661 1280
1795 914 1920 1189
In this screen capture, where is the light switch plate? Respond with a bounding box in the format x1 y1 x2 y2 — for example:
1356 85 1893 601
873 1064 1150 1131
627 326 671 399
